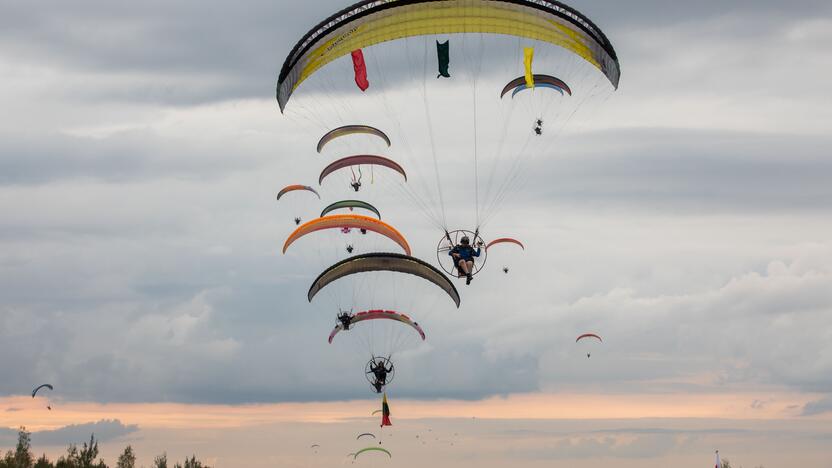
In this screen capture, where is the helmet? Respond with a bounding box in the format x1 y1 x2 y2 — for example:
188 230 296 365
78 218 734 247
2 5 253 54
460 236 470 244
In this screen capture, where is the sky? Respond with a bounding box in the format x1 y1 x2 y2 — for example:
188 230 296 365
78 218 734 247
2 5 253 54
1 1 832 467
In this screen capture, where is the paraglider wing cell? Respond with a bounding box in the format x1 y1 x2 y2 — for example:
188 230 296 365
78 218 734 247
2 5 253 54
283 214 411 255
317 125 391 153
276 0 620 111
318 155 407 185
308 253 460 307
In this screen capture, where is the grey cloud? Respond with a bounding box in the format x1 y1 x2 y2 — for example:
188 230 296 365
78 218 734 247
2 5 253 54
802 396 832 416
524 129 832 214
0 420 137 448
31 419 138 447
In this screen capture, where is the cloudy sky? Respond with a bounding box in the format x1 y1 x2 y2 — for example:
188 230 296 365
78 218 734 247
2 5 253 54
1 1 831 467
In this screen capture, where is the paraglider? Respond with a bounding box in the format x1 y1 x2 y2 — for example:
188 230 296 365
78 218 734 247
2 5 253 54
282 214 411 256
329 310 425 344
576 333 603 358
276 184 320 201
317 125 391 153
353 447 391 460
276 184 320 225
31 384 53 410
276 0 620 112
499 75 572 98
357 433 376 440
320 200 381 220
318 155 407 192
31 384 53 398
487 238 524 275
308 253 460 308
485 238 525 251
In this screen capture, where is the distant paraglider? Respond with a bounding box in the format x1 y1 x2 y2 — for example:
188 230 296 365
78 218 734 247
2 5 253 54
31 384 53 410
276 184 320 225
31 384 53 398
576 333 603 358
353 447 391 460
317 125 391 154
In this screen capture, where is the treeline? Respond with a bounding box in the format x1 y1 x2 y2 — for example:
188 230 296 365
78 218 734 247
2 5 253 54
0 428 209 468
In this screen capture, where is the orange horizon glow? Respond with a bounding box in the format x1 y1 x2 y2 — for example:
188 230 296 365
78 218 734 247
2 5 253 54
3 390 827 432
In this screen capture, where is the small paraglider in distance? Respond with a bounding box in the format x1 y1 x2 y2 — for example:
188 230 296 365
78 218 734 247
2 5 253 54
32 384 53 410
276 185 320 225
576 333 602 358
346 244 354 254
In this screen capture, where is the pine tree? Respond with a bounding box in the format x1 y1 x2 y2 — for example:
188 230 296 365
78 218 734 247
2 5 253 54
115 447 135 468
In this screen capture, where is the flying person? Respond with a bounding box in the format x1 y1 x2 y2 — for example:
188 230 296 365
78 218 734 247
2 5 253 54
294 217 302 225
370 358 393 393
346 244 354 254
337 310 354 330
534 118 544 135
449 236 481 285
350 166 363 192
503 267 509 274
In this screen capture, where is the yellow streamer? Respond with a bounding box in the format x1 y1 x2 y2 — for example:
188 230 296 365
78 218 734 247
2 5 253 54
523 47 535 87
